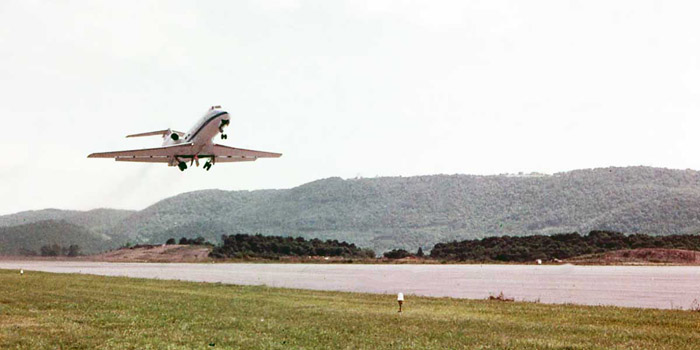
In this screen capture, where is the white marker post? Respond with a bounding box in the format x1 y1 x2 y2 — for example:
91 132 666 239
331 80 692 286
397 292 404 313
20 269 23 276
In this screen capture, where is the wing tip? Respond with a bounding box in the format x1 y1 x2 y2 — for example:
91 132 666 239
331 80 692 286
88 153 112 158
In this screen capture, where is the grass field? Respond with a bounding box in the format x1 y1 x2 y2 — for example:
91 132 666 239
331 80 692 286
0 269 698 349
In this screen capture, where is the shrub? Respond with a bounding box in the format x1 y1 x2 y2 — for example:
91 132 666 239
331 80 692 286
383 249 411 259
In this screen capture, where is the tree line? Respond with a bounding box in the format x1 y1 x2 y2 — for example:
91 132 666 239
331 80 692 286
430 231 700 262
209 234 376 259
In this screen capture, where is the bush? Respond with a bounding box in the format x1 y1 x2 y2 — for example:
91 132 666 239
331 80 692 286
40 244 81 257
67 244 81 257
178 236 212 246
383 249 411 259
40 244 62 257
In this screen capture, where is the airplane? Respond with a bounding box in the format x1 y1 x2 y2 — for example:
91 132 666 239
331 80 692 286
88 106 281 171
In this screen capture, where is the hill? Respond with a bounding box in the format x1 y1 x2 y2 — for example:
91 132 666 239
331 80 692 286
0 220 113 255
4 166 700 253
0 208 135 239
108 166 700 252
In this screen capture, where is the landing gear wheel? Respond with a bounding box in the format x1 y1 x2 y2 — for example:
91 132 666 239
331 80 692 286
178 162 188 171
221 134 228 140
204 162 212 171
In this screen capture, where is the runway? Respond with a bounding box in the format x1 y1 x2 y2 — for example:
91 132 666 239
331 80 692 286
2 261 699 310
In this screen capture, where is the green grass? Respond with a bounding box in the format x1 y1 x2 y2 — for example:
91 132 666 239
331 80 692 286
0 269 698 349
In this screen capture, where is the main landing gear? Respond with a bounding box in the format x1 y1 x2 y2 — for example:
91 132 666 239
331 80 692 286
203 156 215 171
177 156 213 171
221 134 228 140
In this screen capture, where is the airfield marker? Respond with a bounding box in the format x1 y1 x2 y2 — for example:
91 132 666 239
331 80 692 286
397 293 404 313
20 269 23 275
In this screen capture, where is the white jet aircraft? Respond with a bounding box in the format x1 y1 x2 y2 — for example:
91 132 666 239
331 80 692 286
88 106 281 171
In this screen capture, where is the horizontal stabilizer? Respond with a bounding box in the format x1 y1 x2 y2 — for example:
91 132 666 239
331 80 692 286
126 129 185 138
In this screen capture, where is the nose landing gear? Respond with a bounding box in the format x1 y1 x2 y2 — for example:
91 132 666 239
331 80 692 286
219 119 230 140
178 161 188 171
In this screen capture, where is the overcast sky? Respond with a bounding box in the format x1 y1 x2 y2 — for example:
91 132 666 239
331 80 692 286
1 0 699 215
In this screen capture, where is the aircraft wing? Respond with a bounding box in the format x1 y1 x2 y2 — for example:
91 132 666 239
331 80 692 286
212 156 257 163
211 144 282 159
115 157 170 163
88 143 196 160
88 143 281 164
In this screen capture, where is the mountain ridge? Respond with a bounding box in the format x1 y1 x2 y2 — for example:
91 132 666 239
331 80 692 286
2 166 700 253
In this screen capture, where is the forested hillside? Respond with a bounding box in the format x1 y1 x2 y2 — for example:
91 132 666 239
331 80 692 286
3 167 700 253
111 166 700 252
0 208 135 237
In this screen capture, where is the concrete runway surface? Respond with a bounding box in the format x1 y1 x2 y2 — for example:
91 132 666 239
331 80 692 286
2 261 699 310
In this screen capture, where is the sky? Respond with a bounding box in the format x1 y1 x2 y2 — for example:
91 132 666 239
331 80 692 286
1 0 699 215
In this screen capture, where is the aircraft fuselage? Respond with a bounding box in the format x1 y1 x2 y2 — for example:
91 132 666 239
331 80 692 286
165 107 230 149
